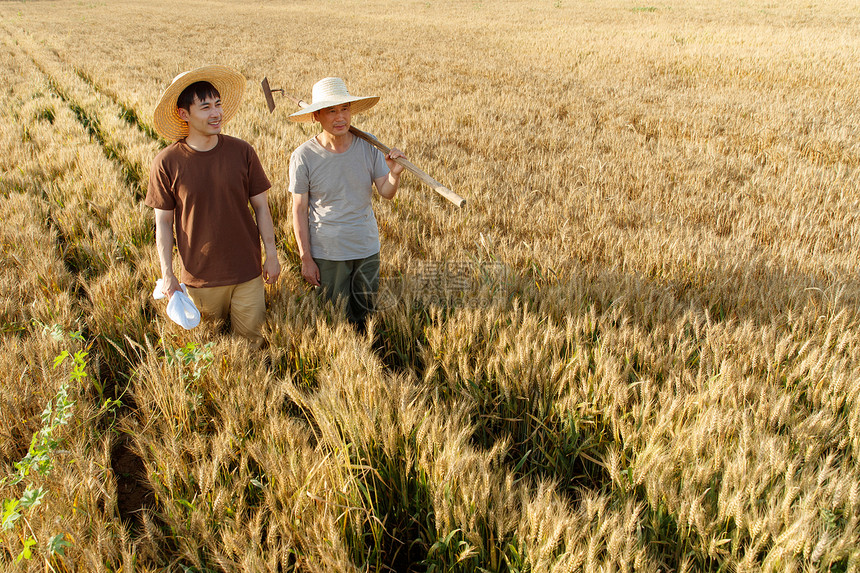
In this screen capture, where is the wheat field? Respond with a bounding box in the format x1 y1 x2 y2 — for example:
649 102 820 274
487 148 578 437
1 0 858 571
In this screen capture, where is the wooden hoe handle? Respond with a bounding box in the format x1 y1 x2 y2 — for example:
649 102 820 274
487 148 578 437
346 127 465 208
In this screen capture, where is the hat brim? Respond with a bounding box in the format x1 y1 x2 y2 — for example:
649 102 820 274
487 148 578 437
288 95 379 123
153 65 246 140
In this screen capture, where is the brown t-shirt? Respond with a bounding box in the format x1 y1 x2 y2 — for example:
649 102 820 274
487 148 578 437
146 135 271 287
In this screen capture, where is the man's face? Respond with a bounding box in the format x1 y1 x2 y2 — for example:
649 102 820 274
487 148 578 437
314 103 351 137
178 94 223 138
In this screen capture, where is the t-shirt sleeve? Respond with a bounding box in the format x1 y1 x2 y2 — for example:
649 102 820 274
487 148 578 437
145 152 176 210
247 145 271 198
288 149 310 195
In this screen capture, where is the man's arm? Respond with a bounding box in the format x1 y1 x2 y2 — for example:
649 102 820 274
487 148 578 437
154 208 182 297
291 192 320 286
374 148 407 200
250 192 281 285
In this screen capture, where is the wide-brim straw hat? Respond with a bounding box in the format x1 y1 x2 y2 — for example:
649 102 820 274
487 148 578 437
288 77 379 123
153 65 246 140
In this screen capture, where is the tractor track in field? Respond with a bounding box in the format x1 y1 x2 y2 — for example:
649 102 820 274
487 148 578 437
71 65 164 145
0 23 157 532
0 24 155 202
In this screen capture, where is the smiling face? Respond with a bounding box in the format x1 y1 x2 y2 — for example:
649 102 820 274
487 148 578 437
313 103 352 137
178 93 223 138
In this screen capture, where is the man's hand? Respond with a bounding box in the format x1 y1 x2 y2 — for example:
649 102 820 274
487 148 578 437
385 148 407 176
154 208 180 297
250 192 281 286
161 273 182 298
263 255 281 285
292 193 320 286
301 255 321 287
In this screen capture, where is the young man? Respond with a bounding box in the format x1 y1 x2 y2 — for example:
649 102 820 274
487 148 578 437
147 65 280 347
288 77 405 327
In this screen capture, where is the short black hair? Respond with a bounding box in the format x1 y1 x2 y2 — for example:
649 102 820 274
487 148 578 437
177 81 220 111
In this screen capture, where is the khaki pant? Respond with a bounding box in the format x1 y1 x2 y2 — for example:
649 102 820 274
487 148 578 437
187 276 265 347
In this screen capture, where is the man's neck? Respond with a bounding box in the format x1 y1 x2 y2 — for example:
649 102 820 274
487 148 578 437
316 131 353 154
185 133 219 152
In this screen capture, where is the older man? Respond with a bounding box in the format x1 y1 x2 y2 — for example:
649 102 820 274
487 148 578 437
288 77 405 327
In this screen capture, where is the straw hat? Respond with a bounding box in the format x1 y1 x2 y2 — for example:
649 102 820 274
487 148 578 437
288 77 379 123
153 65 246 140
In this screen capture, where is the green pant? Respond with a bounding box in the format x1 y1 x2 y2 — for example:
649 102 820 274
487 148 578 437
315 253 380 325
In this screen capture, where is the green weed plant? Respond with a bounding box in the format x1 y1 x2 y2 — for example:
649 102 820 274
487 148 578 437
1 347 83 566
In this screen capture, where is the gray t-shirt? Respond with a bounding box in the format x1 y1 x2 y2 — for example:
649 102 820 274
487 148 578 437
289 135 390 261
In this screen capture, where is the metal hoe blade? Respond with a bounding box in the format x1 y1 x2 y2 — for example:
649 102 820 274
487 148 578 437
261 77 282 113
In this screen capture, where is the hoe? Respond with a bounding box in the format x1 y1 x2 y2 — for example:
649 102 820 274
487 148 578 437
261 77 465 208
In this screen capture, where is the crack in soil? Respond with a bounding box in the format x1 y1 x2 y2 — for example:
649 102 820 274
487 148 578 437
110 435 153 531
